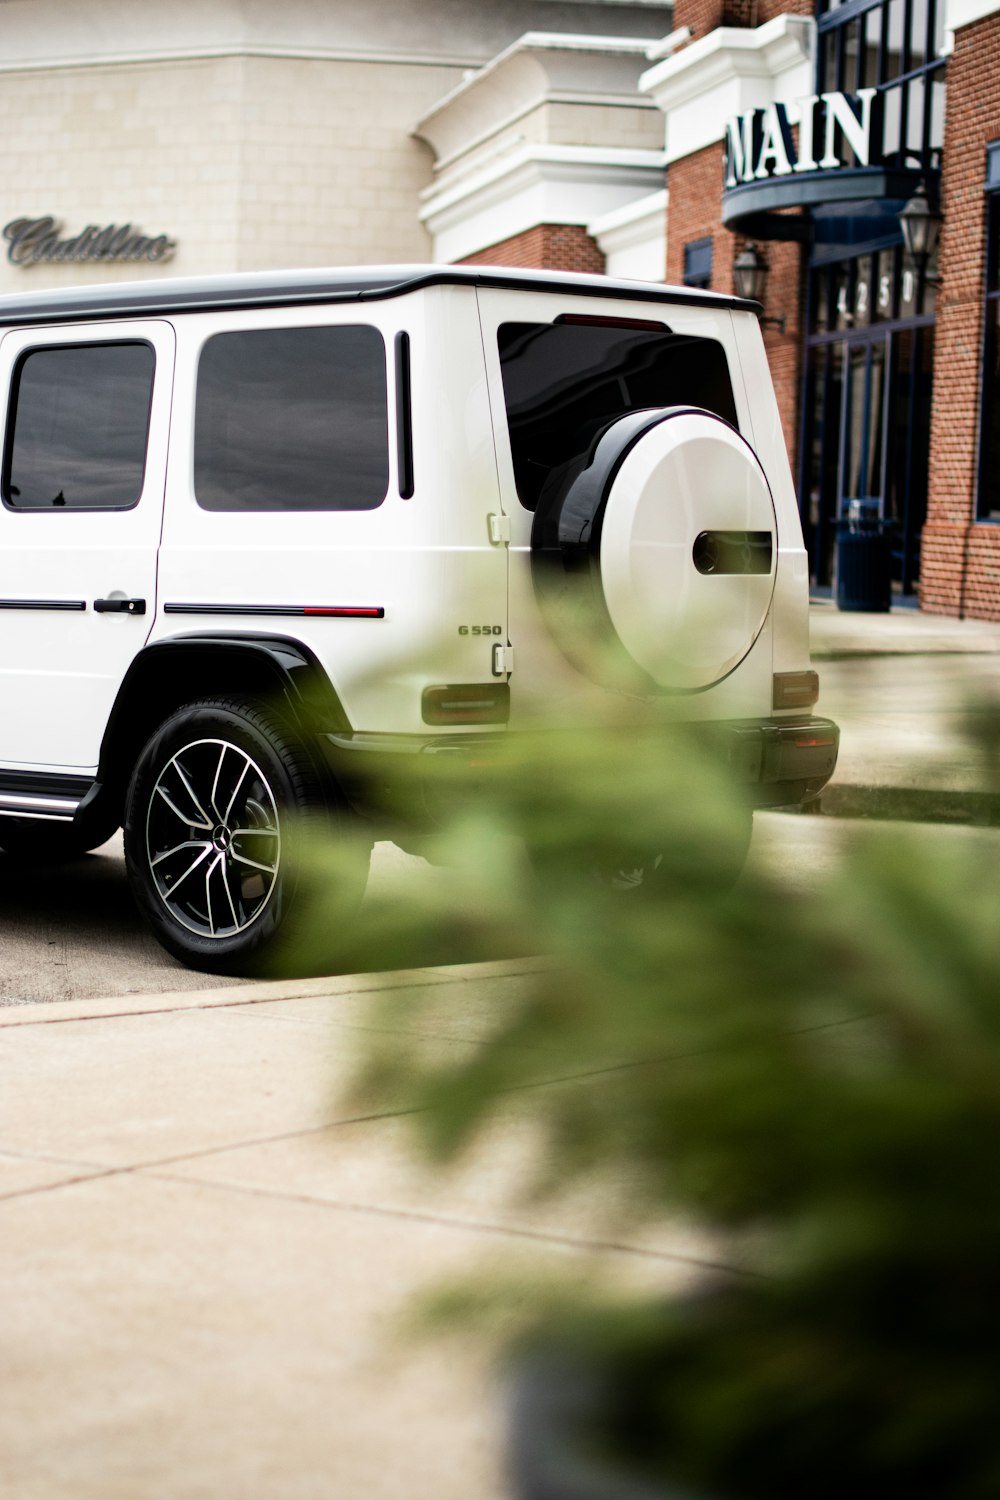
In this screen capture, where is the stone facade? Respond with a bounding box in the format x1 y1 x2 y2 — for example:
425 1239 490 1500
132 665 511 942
0 0 669 291
0 55 456 289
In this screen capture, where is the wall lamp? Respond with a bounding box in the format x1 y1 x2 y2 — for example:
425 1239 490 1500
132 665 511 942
732 243 786 332
898 180 943 285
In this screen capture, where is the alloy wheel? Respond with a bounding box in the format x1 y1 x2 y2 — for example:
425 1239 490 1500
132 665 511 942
145 736 281 939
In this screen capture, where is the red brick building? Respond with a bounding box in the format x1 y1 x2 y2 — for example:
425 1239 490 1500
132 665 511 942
921 4 1000 618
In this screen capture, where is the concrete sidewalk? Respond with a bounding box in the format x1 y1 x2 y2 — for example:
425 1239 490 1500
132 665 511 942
0 958 717 1500
809 599 1000 820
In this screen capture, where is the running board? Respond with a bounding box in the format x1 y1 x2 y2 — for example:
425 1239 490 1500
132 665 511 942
0 772 93 824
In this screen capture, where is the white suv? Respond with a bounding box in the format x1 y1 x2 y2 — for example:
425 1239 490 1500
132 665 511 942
0 265 838 972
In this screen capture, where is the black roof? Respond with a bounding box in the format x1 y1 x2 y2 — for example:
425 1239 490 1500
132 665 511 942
0 264 760 326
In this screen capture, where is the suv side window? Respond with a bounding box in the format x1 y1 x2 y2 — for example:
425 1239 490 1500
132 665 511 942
194 324 389 512
3 341 154 510
497 320 739 512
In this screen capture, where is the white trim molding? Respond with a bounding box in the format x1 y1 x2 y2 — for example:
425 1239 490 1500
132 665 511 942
420 143 666 263
945 0 1000 34
415 31 662 168
416 28 669 264
644 26 693 62
639 14 815 165
588 187 667 279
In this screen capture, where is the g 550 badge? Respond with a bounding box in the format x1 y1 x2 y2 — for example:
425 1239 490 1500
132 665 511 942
458 625 503 636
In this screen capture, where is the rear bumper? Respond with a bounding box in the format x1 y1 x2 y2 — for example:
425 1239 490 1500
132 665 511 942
321 714 839 825
720 715 839 808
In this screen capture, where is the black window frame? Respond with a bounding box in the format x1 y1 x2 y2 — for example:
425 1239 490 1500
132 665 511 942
1 338 156 514
193 322 391 515
815 0 945 176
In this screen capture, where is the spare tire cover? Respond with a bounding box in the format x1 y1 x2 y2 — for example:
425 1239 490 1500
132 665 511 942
530 407 777 693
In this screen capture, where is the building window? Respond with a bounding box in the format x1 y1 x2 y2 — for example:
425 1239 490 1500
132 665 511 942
816 0 946 175
978 156 1000 522
683 238 713 290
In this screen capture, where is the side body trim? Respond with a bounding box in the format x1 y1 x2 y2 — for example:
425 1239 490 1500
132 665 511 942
163 604 385 618
0 599 86 611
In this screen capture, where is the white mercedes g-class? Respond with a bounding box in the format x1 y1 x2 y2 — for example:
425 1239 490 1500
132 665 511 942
0 265 837 973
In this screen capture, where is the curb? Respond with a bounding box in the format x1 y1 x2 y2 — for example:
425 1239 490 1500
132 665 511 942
0 955 554 1028
817 783 1000 826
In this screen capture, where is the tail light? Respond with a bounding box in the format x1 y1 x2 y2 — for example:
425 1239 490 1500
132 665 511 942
772 671 820 710
422 684 510 726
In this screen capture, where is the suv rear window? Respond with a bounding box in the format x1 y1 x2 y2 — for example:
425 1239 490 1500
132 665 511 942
194 325 389 512
497 320 739 511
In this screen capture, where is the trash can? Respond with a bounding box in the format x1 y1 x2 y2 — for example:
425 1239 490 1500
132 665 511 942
834 503 893 613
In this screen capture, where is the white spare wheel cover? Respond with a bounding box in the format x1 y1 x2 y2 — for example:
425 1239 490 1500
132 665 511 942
530 407 777 693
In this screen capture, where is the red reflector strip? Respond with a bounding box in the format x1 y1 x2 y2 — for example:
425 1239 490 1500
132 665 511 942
303 606 384 618
554 314 668 331
793 735 836 749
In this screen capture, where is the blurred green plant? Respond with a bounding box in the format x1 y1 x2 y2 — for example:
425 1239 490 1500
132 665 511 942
300 709 1000 1499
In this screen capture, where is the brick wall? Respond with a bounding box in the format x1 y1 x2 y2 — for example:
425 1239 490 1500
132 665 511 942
665 144 804 464
665 143 730 287
459 224 606 273
756 0 813 22
922 10 1000 620
761 231 806 466
673 0 811 42
674 0 751 35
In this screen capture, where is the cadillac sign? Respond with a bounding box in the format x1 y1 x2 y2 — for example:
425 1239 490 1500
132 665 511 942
4 216 177 267
724 89 877 188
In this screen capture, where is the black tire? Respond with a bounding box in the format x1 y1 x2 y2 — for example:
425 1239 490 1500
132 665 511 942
597 811 753 896
0 819 113 863
123 696 371 976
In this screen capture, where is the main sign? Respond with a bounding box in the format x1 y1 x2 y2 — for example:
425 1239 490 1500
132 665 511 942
725 90 878 188
4 216 177 267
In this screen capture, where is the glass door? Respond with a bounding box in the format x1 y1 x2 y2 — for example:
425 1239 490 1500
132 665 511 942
801 245 936 596
802 322 931 594
840 333 888 524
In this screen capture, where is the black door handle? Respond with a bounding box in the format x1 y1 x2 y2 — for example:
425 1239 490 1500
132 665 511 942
93 597 146 616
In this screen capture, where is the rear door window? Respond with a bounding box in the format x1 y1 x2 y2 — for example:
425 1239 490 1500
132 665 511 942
194 324 389 512
3 341 154 511
497 320 739 511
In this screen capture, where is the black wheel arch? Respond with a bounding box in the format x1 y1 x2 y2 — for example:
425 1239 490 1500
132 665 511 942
76 633 349 837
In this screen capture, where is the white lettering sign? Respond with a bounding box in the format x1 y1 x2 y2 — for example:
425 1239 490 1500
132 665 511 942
724 90 879 190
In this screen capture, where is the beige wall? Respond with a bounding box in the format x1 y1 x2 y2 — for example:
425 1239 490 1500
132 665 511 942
234 57 453 270
0 54 458 291
0 0 672 291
